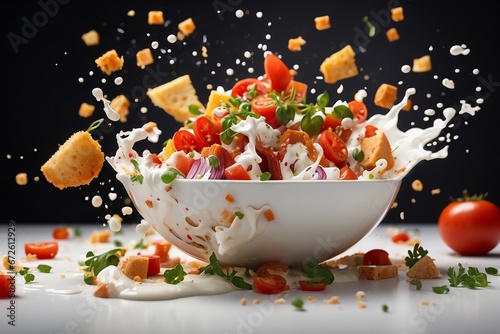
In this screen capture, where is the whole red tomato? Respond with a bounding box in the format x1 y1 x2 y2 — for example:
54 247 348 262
438 192 500 255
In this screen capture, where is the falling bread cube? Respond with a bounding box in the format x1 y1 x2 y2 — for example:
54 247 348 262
320 45 359 84
374 83 398 109
360 130 395 174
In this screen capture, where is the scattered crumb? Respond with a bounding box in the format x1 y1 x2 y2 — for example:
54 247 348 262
274 298 286 304
391 7 404 22
136 48 154 68
95 49 124 75
412 55 432 72
90 229 111 243
355 291 366 299
110 95 130 122
15 173 28 186
323 296 340 304
431 188 441 195
386 28 400 42
178 18 196 36
314 15 331 30
78 102 95 118
307 295 315 303
81 30 99 46
127 10 135 17
252 298 260 305
357 301 367 308
240 297 247 305
288 36 306 52
148 11 164 25
411 179 423 192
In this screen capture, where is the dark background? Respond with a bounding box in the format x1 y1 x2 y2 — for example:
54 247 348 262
2 0 499 227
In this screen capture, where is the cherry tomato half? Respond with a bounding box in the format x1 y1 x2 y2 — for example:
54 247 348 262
298 280 327 292
364 125 378 138
363 249 392 265
285 80 308 102
194 116 221 147
52 227 70 240
264 54 291 93
348 100 368 123
146 255 161 277
253 275 287 294
438 196 500 255
0 275 15 299
251 95 280 128
25 242 58 259
322 114 342 131
391 232 410 243
339 165 358 180
173 130 203 154
224 163 251 180
231 78 268 99
318 130 348 165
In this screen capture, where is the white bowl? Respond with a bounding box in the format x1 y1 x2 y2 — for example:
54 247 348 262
125 178 401 268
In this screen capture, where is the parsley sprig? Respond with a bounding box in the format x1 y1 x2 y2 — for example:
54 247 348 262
163 264 187 284
300 257 335 285
17 264 52 283
405 243 429 268
198 253 252 290
447 264 489 289
83 248 125 284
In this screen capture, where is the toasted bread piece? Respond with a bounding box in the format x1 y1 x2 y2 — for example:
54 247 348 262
256 260 290 276
358 265 398 280
360 130 394 173
406 255 441 279
146 74 204 123
320 45 358 84
110 95 130 123
205 90 231 118
412 55 432 73
178 18 196 36
95 49 124 75
78 102 95 118
81 30 100 46
314 15 331 31
119 256 149 280
148 11 164 25
386 28 400 42
391 7 404 22
41 131 104 189
374 83 398 109
136 48 154 68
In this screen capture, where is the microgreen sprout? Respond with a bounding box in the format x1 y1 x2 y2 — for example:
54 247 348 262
86 118 104 133
405 243 429 268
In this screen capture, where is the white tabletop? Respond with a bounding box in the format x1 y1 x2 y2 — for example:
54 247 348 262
1 223 499 334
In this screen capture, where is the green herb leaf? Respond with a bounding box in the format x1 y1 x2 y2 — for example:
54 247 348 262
163 264 187 285
352 148 364 162
292 298 305 311
260 172 271 181
486 267 500 276
432 285 450 294
316 91 330 110
405 243 429 268
234 211 244 220
447 264 491 289
130 159 144 184
300 257 335 285
86 118 104 133
362 16 376 37
18 267 29 276
84 248 125 283
198 253 252 290
74 227 82 237
276 104 295 126
37 264 52 273
161 168 185 184
409 279 422 290
382 304 389 313
332 105 354 120
114 240 123 247
133 238 147 249
300 111 323 137
188 104 203 115
84 272 95 284
24 273 35 283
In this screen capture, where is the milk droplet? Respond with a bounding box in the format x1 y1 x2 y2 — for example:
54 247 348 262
136 220 152 236
401 65 411 73
78 77 84 83
151 41 159 49
256 11 263 18
244 51 252 58
235 9 244 18
92 195 103 207
92 88 120 121
108 192 117 201
122 206 133 215
108 216 121 232
226 68 234 76
167 34 177 43
337 84 344 94
424 109 436 116
114 77 123 85
450 44 470 56
442 78 455 89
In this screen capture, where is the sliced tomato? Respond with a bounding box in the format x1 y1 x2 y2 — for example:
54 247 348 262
253 275 287 294
151 153 162 165
231 78 268 99
173 154 194 176
285 80 308 102
363 249 392 265
264 54 291 93
25 242 58 259
322 114 342 131
173 130 203 154
318 130 348 165
0 275 15 299
52 227 70 240
339 165 358 180
348 100 368 123
224 163 251 180
251 94 280 128
364 125 378 138
194 116 221 147
298 280 327 291
145 255 160 277
391 232 410 243
211 109 228 133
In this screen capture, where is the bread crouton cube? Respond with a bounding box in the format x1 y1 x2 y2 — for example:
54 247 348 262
320 45 359 84
288 36 306 52
374 83 398 109
412 55 432 72
391 7 404 22
78 102 95 118
358 265 398 280
95 49 124 75
406 255 441 279
15 173 28 186
136 48 154 68
403 99 412 111
93 283 110 298
360 130 395 173
148 11 164 25
386 28 400 42
314 15 331 30
119 256 149 280
81 30 100 46
110 95 130 123
90 229 112 243
178 18 196 36
41 131 104 189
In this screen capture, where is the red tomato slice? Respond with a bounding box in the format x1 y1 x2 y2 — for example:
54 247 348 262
194 116 221 147
153 240 172 263
298 280 327 291
231 78 268 99
251 95 280 128
348 100 368 123
364 125 378 138
285 80 308 102
0 275 15 299
339 165 358 180
391 232 410 243
146 255 160 277
52 227 70 240
224 163 251 180
173 154 194 176
173 130 203 153
318 130 348 165
253 275 287 294
322 114 342 131
264 54 291 93
151 153 162 165
363 249 392 265
25 242 58 259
